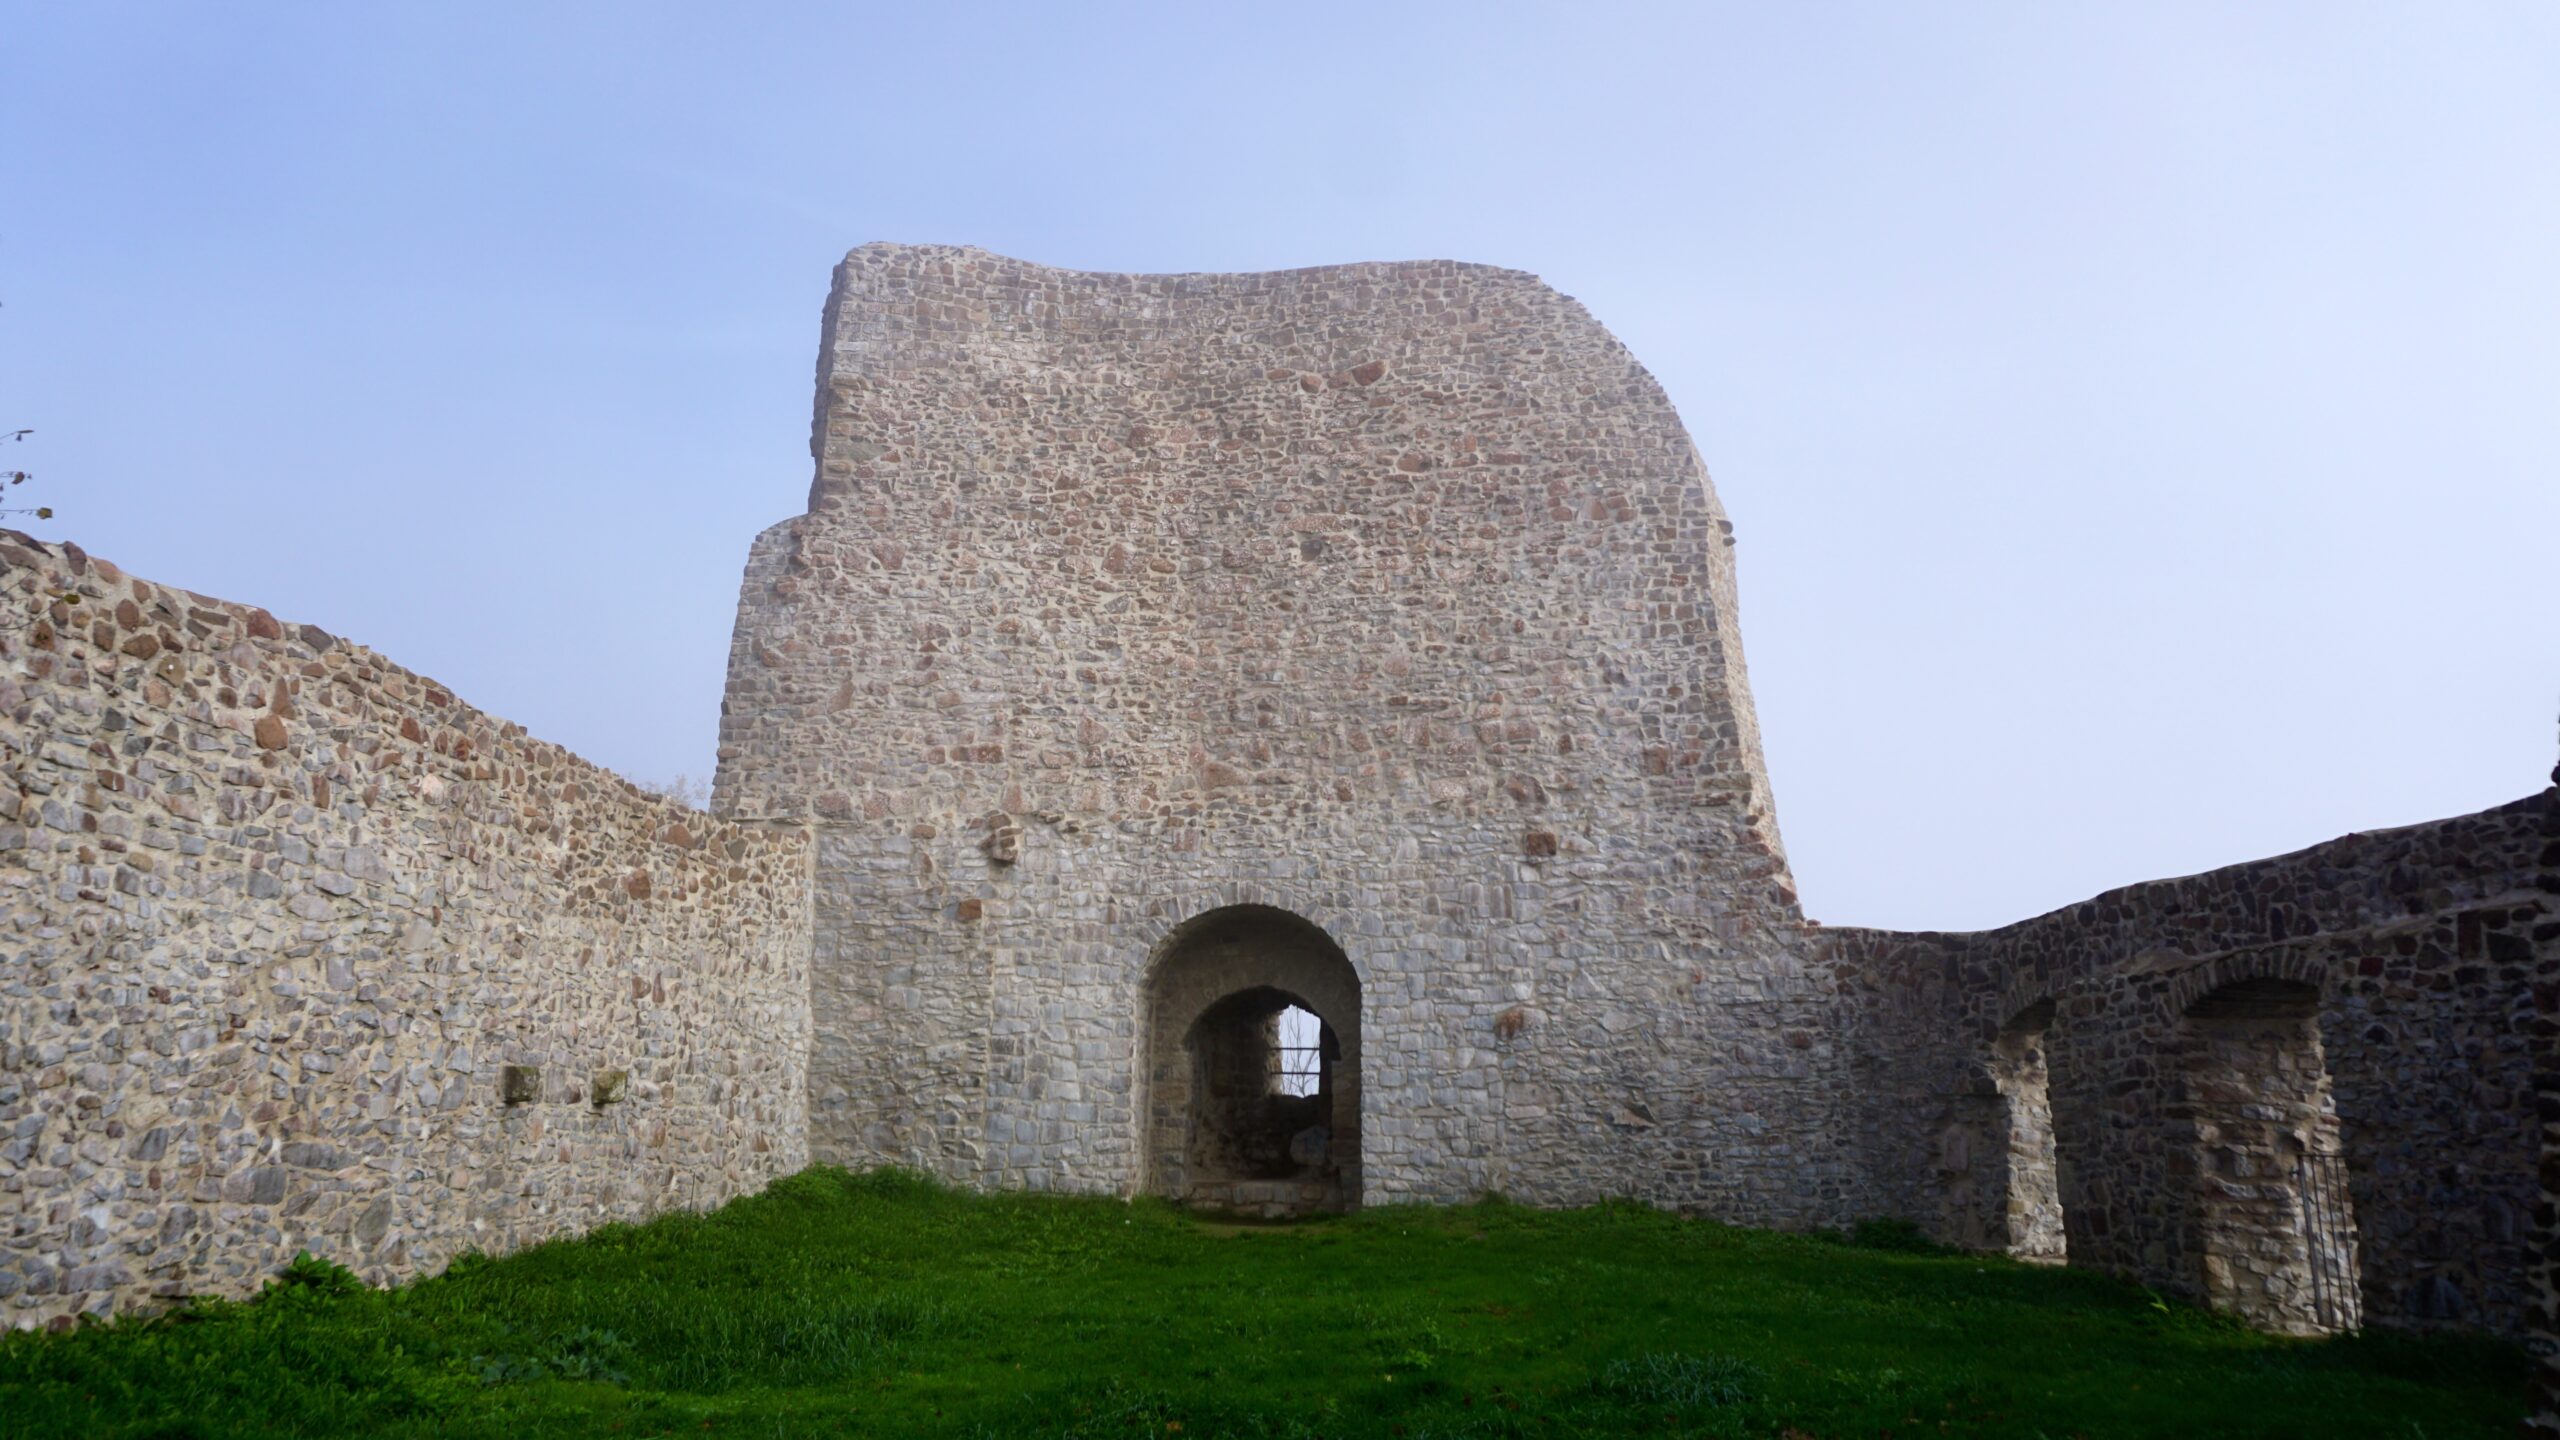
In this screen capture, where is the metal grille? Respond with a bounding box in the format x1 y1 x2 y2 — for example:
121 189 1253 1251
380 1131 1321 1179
2295 1151 2357 1332
1276 1006 1322 1097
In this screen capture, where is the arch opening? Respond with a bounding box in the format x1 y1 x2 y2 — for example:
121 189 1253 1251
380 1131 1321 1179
1143 905 1360 1217
2179 977 2362 1333
1992 999 2067 1264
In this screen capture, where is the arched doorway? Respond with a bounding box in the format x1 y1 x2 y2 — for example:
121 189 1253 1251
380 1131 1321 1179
1143 906 1360 1217
2179 976 2362 1333
1992 999 2066 1263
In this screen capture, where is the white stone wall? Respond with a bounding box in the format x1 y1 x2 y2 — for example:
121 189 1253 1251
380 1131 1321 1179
0 537 813 1327
717 245 1860 1222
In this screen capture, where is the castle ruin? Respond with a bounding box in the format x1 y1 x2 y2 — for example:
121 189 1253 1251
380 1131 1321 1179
2 244 2551 1421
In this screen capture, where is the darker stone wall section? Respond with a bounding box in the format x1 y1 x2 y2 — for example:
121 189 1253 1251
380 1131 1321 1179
1824 787 2554 1344
2527 794 2558 1433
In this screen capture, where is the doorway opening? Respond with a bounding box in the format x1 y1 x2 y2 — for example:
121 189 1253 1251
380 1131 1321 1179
1143 906 1359 1217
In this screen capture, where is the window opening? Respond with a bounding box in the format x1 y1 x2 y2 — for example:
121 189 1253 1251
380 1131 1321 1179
1275 1004 1322 1097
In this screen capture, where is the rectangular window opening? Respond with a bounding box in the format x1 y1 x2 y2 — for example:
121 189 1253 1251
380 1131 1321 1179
1275 1004 1322 1098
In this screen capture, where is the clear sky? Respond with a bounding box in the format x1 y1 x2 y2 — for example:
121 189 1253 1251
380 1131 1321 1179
7 4 2554 931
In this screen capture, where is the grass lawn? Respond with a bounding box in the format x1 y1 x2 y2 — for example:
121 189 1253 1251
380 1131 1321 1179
0 1167 2524 1438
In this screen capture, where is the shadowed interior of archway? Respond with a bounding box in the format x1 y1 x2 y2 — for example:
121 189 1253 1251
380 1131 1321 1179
1143 906 1361 1217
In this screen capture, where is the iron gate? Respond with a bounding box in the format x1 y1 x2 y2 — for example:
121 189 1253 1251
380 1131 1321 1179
2295 1150 2357 1332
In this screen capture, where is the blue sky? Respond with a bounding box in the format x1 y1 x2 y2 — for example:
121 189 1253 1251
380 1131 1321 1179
7 3 2554 929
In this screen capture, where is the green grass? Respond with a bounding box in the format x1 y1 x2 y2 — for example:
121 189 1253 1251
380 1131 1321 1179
0 1167 2523 1438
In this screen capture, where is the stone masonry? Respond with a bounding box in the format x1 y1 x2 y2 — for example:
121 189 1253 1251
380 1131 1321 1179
0 537 811 1328
2531 817 2560 1435
1821 793 2553 1337
714 244 1842 1219
709 248 2554 1416
1 244 2551 1429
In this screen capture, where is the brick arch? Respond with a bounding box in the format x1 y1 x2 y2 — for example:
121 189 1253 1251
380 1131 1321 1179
1985 975 2060 1044
2164 947 2335 1021
1141 903 1363 1035
1137 886 1376 986
1985 934 2146 1037
1938 987 2056 1095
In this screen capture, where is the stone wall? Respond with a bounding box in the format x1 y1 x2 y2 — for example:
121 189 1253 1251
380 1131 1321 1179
2532 860 2559 1434
0 536 812 1328
1823 789 2554 1338
7 234 2545 1430
5 237 2548 1418
715 244 1853 1221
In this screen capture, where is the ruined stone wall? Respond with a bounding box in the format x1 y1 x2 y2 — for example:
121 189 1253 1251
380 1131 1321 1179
2532 883 2559 1435
0 537 812 1327
1823 790 2554 1338
716 244 1848 1220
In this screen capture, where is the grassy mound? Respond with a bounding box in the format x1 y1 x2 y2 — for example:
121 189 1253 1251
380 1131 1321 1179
0 1167 2523 1437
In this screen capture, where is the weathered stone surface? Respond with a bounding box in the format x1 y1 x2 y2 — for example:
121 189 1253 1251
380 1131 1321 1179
499 1065 542 1106
352 1197 392 1248
1 242 2549 1408
697 246 2552 1377
0 536 812 1329
221 1167 288 1205
2531 837 2560 1435
716 244 1818 1219
1822 793 2555 1339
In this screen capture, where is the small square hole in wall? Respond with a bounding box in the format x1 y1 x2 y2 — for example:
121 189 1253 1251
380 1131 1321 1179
591 1069 629 1108
500 1064 541 1105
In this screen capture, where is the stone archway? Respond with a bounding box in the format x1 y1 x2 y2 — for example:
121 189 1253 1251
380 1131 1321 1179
1143 905 1361 1217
